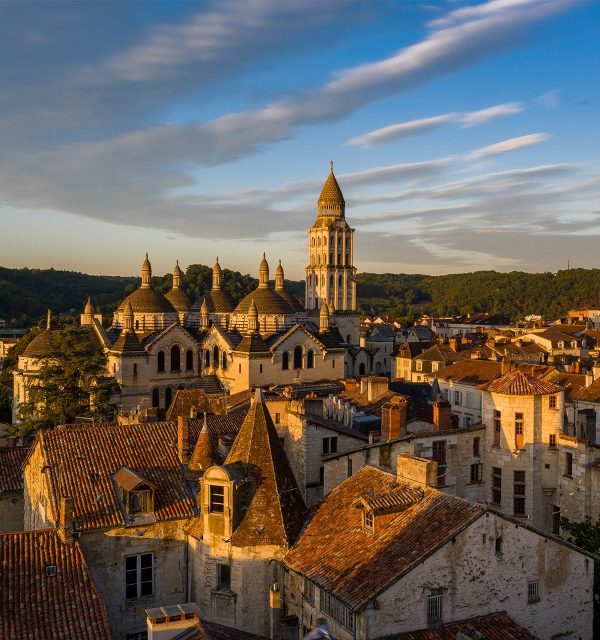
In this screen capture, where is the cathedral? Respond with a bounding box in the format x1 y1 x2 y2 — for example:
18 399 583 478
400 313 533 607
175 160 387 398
13 165 369 418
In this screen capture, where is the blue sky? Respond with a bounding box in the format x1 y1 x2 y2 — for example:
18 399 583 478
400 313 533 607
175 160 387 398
1 0 599 279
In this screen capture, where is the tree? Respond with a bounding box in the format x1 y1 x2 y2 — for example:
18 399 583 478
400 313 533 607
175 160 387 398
16 325 118 441
560 516 600 634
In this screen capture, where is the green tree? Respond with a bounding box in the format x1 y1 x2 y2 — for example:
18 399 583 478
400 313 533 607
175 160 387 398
16 325 117 441
560 516 600 634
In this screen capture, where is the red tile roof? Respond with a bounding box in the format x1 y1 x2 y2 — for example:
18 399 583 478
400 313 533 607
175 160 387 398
0 446 28 491
225 390 308 548
484 370 562 396
384 611 538 639
0 529 112 640
429 360 502 385
573 377 600 402
284 466 484 611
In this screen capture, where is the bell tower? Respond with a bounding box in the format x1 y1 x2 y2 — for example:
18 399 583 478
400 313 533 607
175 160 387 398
305 162 356 311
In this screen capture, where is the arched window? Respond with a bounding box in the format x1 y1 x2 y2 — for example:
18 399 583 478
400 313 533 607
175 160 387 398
312 238 315 246
222 352 227 370
359 363 366 376
321 275 325 286
293 345 303 370
135 320 139 330
204 349 210 368
152 388 160 408
112 363 116 373
133 363 138 377
157 350 165 373
186 349 194 371
170 346 181 372
282 351 289 370
213 345 219 368
339 275 343 287
307 350 314 369
330 275 334 287
165 387 173 409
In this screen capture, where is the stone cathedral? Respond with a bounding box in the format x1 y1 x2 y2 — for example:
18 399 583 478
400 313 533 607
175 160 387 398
13 165 370 419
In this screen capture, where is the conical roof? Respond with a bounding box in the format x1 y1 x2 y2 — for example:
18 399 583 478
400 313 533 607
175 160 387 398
318 162 345 209
224 389 308 547
111 328 144 354
189 421 215 473
84 297 93 315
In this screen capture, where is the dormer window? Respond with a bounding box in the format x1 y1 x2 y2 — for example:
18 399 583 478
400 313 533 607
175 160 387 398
113 466 156 525
128 489 152 513
209 485 224 513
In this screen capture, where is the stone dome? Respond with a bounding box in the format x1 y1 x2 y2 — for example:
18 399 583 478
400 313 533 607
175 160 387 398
23 329 54 357
191 289 235 313
234 287 292 315
165 288 191 312
117 288 177 314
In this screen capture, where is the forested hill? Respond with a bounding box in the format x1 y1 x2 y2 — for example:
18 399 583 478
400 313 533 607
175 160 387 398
1 265 600 327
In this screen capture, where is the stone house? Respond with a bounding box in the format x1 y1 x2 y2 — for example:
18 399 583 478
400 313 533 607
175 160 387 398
394 341 433 381
0 445 28 531
284 458 594 640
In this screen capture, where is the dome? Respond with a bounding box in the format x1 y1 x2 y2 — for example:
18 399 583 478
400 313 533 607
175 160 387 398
191 289 235 313
278 290 304 312
165 288 190 311
234 287 292 315
23 329 54 357
118 288 177 314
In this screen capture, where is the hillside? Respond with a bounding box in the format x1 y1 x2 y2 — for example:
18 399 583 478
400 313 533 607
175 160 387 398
1 265 600 327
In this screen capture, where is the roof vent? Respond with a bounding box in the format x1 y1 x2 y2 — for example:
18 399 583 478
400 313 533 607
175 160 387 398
45 565 57 577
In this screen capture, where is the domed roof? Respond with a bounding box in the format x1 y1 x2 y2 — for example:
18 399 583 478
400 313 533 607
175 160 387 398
118 288 176 314
234 287 292 315
191 289 235 313
318 162 345 208
23 329 55 357
165 288 191 312
278 290 304 312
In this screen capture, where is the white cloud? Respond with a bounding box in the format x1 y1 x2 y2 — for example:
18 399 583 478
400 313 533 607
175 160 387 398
468 133 550 159
459 101 523 125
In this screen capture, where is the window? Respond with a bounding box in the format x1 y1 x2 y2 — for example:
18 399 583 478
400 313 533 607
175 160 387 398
221 351 227 370
527 580 540 603
259 364 263 374
282 351 289 370
304 578 315 605
133 363 137 377
549 434 557 449
364 510 374 531
493 410 501 447
238 363 241 373
549 395 557 409
565 452 573 477
347 457 353 478
515 413 524 449
432 440 447 486
319 466 324 485
151 388 160 408
275 412 281 425
492 467 502 504
128 489 152 514
514 470 526 516
453 390 462 406
209 485 224 513
306 350 315 369
204 350 210 368
473 437 480 457
322 437 338 455
416 361 423 372
293 345 303 369
495 536 503 556
470 463 483 484
157 350 165 373
186 349 194 371
320 591 355 631
217 563 231 591
125 553 153 599
212 346 219 369
427 592 443 624
432 362 439 372
171 345 181 372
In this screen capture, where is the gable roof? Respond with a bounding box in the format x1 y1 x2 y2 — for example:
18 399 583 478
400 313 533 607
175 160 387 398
0 446 28 492
415 343 466 363
428 359 502 385
0 529 112 640
284 465 484 611
573 377 600 402
224 389 308 547
166 388 210 420
484 369 562 396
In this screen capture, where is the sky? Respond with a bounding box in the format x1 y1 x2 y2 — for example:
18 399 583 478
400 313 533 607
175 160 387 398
1 0 599 280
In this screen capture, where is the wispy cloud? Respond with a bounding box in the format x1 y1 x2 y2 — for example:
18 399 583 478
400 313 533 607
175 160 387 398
468 133 550 159
348 101 523 146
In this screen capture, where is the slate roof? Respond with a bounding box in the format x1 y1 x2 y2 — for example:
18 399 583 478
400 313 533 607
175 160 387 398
484 370 562 396
284 465 485 611
0 529 112 640
0 446 28 491
385 612 538 639
224 389 308 547
338 388 398 416
234 332 271 354
428 360 502 386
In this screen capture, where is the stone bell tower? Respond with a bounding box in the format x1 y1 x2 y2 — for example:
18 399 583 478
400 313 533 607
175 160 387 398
305 162 357 312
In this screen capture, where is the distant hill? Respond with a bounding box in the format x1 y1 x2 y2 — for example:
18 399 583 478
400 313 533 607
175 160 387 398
2 265 600 327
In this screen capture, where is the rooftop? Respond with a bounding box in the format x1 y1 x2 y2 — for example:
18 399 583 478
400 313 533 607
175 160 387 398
0 446 28 492
483 369 562 396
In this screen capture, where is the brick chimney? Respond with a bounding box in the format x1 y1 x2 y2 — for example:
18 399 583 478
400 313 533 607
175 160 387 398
432 400 452 431
178 416 190 464
343 378 357 393
58 496 74 543
381 397 408 441
574 361 581 374
501 358 512 375
449 337 459 352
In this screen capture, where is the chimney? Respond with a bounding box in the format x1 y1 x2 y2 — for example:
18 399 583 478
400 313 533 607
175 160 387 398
449 337 459 352
367 376 389 402
396 454 438 487
343 378 357 393
432 400 452 431
368 430 380 444
574 361 581 374
381 397 408 441
58 496 74 543
178 416 190 464
146 604 201 640
501 359 512 375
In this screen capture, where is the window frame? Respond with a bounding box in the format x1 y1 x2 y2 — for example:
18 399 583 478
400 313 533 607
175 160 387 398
427 592 443 625
492 467 502 505
125 553 153 600
217 563 231 591
527 579 540 603
513 470 526 516
209 485 225 513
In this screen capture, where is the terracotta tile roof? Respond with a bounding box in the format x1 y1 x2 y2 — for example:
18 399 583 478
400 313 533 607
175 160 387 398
224 390 308 547
189 413 246 456
284 466 485 611
166 388 210 420
0 529 112 640
384 611 538 639
189 422 215 472
337 388 397 416
0 446 28 491
395 342 434 358
543 371 586 403
415 344 467 364
483 370 562 396
32 422 197 531
202 620 268 639
428 360 502 385
573 377 600 402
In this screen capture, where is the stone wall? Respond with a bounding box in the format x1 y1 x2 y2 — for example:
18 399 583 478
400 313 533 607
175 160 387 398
0 491 24 531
